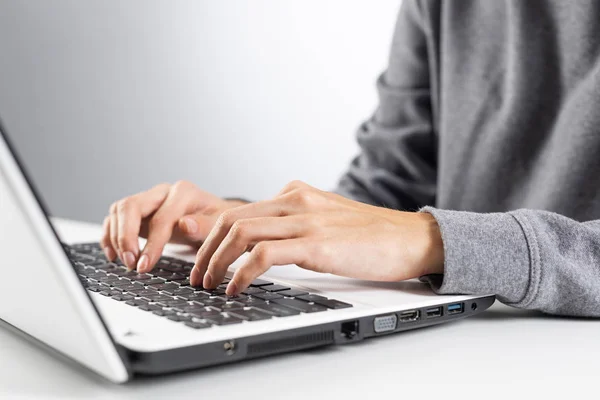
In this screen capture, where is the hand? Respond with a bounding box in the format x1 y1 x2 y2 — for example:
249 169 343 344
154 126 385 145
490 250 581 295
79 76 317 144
190 181 444 296
100 181 248 272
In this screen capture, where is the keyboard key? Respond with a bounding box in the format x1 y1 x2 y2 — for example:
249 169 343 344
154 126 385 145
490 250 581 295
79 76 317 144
252 292 284 301
141 294 176 303
148 283 180 293
262 284 291 292
87 286 102 293
253 303 301 317
238 297 268 307
277 289 309 298
173 287 194 296
204 314 244 326
109 278 134 287
99 290 121 297
187 307 222 318
161 299 190 308
164 273 187 281
139 304 164 312
249 278 274 287
313 299 353 309
205 288 227 296
129 273 152 281
110 270 138 277
115 283 146 293
241 287 266 295
228 308 272 321
221 301 245 311
97 275 122 283
168 314 193 322
182 304 214 314
144 278 166 286
217 294 248 302
296 294 328 303
159 264 186 273
131 289 159 297
111 294 135 302
185 321 211 329
202 297 226 306
152 270 173 278
179 292 210 301
272 298 328 313
174 278 191 287
95 263 121 271
125 299 149 307
152 309 176 317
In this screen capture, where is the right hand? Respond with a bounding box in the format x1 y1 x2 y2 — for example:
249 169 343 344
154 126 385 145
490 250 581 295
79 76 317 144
100 181 247 273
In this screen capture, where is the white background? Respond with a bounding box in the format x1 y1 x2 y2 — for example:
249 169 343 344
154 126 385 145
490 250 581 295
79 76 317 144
0 0 400 222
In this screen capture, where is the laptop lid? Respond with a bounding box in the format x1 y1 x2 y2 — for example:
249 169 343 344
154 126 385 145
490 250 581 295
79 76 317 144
0 119 129 383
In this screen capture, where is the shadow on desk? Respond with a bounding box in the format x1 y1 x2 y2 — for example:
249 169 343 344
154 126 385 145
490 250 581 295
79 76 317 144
471 301 599 322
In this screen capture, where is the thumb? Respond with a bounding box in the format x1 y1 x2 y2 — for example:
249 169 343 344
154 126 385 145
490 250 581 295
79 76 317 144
177 212 217 243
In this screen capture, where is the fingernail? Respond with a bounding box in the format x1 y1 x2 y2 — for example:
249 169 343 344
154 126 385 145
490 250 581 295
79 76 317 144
123 251 136 270
226 281 238 296
181 217 198 233
203 272 212 288
104 247 115 261
137 254 149 273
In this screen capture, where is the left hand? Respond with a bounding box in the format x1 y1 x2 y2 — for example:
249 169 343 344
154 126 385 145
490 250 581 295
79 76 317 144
190 181 444 296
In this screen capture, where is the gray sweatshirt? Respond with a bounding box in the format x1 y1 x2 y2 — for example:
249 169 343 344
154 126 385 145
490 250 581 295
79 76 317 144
335 0 600 317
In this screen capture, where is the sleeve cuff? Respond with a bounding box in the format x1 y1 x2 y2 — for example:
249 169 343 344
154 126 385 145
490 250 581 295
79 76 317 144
418 206 531 304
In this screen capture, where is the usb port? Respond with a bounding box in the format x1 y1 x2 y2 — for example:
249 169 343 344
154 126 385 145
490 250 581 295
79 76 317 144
398 310 420 322
447 303 464 315
425 306 442 318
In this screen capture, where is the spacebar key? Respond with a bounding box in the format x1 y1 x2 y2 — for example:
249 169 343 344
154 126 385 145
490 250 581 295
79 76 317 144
271 298 327 313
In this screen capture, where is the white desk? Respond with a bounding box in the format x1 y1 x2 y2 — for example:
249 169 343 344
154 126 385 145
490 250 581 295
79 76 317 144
1 219 599 399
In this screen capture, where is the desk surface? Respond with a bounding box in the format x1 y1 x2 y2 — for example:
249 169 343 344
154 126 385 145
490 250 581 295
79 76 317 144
1 218 599 399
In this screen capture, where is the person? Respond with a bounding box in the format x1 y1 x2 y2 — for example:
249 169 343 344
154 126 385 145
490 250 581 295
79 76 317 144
100 1 600 317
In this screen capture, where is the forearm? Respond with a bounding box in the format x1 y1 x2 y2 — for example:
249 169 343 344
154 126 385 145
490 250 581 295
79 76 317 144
421 207 600 317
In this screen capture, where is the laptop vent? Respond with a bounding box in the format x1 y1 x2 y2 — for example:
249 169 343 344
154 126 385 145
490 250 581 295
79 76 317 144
247 330 335 356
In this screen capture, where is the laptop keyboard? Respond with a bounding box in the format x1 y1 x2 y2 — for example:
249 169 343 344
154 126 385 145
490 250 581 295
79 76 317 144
65 242 352 330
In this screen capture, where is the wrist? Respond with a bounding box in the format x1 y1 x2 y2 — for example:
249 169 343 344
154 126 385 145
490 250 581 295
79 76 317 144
416 212 445 275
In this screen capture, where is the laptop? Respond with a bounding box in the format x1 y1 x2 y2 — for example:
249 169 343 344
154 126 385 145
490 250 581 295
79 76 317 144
0 120 495 383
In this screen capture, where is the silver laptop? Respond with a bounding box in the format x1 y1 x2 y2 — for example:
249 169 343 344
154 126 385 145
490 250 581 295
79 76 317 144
0 121 495 383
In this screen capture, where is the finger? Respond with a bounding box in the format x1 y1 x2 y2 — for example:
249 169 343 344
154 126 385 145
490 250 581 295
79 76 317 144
190 201 286 287
227 239 319 296
109 203 121 261
116 184 171 270
137 187 196 273
276 180 312 197
203 216 310 289
100 216 116 261
177 212 218 243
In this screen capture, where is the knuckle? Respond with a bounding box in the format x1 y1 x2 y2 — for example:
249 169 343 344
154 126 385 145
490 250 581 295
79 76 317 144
282 180 305 193
171 180 191 193
109 202 118 213
216 210 234 229
116 198 133 213
293 189 315 206
229 220 248 240
251 243 270 264
117 236 130 250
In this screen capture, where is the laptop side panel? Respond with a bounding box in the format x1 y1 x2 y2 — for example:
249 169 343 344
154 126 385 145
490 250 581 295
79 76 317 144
0 125 130 383
125 295 495 375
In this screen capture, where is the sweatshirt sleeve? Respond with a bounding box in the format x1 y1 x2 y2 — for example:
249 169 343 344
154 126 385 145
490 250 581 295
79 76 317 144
420 206 600 317
334 0 438 211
